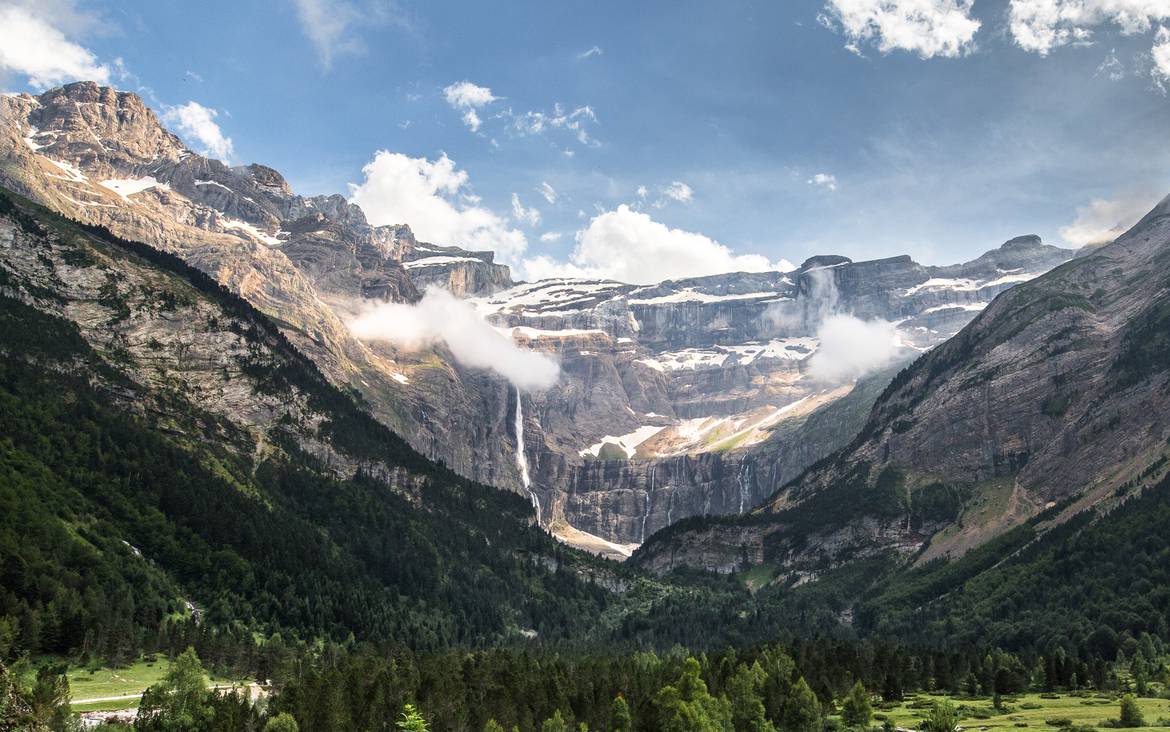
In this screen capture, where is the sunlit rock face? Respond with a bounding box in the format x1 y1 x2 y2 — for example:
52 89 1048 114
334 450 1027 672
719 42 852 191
0 81 1076 550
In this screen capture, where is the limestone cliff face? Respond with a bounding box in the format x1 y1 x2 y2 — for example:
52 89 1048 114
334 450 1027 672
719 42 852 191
0 81 1080 552
635 194 1170 575
480 236 1073 545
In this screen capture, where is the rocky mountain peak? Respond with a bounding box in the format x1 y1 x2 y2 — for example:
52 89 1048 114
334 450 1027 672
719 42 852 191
239 163 292 196
800 254 852 269
1001 234 1042 249
29 81 186 166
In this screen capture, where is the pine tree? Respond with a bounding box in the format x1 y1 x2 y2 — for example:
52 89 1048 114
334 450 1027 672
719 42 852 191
609 695 632 732
398 703 430 732
541 709 568 732
922 699 959 732
782 677 821 732
842 681 872 729
727 662 774 732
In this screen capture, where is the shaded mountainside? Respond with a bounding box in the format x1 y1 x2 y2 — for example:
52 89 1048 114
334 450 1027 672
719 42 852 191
0 190 609 655
635 193 1170 578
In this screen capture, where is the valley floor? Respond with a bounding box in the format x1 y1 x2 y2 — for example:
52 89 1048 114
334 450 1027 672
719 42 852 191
879 692 1170 732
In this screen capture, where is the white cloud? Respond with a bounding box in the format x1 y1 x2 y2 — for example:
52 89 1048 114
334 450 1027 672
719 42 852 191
809 172 839 191
821 0 981 58
0 4 110 90
348 287 559 391
511 193 541 227
462 108 482 132
578 45 603 60
1058 190 1160 246
1008 0 1170 55
539 181 557 204
348 151 528 263
292 0 364 69
636 185 649 199
510 104 599 147
443 80 498 109
661 181 694 204
1096 48 1126 79
521 205 793 284
807 314 902 383
1154 26 1170 86
443 81 499 132
161 102 234 160
539 231 562 243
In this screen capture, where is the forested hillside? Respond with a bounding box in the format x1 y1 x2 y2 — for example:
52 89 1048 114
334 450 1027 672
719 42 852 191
0 190 611 659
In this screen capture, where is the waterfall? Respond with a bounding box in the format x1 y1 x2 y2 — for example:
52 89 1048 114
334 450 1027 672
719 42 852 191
641 466 655 543
737 458 752 514
513 386 541 525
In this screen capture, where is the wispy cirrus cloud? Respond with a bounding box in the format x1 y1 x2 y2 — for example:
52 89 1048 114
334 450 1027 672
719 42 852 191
291 0 412 70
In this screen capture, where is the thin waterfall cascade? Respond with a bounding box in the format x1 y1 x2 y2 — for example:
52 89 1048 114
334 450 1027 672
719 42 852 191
641 466 655 543
513 386 542 525
737 458 752 514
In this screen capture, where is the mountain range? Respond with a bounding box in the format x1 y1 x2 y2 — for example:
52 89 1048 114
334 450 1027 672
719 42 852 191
2 80 1170 663
0 82 1079 559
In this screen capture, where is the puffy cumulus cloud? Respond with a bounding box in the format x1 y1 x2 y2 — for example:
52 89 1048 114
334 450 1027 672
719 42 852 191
539 181 557 204
347 287 559 391
0 4 110 90
511 193 541 227
1008 0 1170 55
521 205 794 284
161 102 234 160
443 80 499 108
348 151 528 263
443 81 497 132
807 314 903 383
1058 190 1161 246
820 0 981 58
808 172 839 191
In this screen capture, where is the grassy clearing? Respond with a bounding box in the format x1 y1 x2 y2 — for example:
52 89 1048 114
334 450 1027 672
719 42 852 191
67 656 241 710
873 692 1170 731
741 563 779 593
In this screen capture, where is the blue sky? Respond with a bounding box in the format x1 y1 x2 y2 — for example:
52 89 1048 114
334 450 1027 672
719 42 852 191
3 0 1170 282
